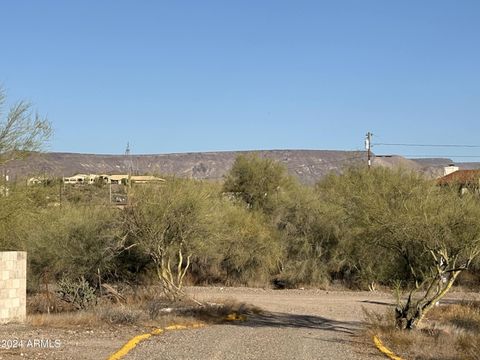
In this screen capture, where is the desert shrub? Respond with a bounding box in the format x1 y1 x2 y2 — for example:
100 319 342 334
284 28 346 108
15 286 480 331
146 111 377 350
61 184 111 205
367 302 480 360
25 204 122 287
0 188 30 250
273 184 339 286
97 306 142 324
57 276 97 310
214 204 282 285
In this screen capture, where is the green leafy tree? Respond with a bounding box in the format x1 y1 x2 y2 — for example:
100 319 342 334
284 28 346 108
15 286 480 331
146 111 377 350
0 86 51 164
125 179 216 301
214 203 282 285
224 154 341 286
0 86 52 253
274 185 340 286
26 204 122 286
223 154 294 213
317 167 480 329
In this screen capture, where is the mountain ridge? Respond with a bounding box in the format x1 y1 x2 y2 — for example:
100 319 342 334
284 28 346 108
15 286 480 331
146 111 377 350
1 150 479 185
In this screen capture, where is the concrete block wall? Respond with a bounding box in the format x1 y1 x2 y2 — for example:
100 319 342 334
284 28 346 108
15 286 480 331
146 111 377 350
0 251 26 324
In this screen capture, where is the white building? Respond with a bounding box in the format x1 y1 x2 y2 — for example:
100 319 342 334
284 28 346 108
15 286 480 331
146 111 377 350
443 165 459 177
63 174 99 184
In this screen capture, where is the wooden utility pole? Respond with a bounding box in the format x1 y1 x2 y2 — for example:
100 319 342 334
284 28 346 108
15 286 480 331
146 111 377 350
365 132 372 169
125 142 132 205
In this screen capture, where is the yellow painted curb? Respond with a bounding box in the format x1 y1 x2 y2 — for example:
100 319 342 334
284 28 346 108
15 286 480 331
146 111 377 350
107 322 204 360
107 313 246 359
151 328 164 335
373 335 404 360
225 312 247 321
107 333 152 360
165 324 189 331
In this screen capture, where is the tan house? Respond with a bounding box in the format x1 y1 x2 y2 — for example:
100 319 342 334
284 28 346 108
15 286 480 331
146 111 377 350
108 175 128 184
63 174 99 184
63 173 165 185
109 174 166 185
130 175 166 184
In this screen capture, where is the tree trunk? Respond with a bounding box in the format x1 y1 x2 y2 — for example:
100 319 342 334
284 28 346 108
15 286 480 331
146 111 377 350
395 271 460 330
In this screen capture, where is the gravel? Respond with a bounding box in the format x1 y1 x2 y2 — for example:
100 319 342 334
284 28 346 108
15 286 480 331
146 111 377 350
3 287 476 359
125 287 392 360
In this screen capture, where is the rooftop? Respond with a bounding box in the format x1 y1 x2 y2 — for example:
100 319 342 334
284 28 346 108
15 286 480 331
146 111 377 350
437 170 480 186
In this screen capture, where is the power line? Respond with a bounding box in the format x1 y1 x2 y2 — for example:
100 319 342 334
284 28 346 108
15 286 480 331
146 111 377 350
390 155 480 159
373 143 480 148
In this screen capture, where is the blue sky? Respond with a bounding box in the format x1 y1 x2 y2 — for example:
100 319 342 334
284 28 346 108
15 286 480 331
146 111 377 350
1 1 479 160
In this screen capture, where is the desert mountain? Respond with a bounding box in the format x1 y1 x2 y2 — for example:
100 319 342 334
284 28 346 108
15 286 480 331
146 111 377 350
1 150 479 185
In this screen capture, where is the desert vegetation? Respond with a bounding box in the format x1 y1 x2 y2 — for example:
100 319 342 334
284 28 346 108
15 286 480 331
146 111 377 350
2 87 480 356
366 300 480 360
1 155 479 326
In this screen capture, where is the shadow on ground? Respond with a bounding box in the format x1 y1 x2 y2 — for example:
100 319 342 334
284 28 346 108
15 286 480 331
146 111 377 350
359 300 395 307
222 311 384 358
229 311 362 334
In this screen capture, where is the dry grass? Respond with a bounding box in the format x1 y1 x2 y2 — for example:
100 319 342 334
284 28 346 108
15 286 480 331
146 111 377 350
25 288 260 330
365 301 480 360
28 311 100 327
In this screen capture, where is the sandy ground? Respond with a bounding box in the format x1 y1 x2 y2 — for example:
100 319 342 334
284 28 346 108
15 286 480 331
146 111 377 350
0 287 477 360
0 324 140 360
123 287 392 360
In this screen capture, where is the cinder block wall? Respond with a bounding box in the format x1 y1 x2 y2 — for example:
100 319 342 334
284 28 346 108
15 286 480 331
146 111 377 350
0 251 26 324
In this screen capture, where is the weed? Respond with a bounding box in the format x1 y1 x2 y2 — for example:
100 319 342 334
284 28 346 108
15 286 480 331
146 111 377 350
365 301 480 360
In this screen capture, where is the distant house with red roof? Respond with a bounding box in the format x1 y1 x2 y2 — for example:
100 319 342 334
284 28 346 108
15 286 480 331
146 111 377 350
437 170 480 194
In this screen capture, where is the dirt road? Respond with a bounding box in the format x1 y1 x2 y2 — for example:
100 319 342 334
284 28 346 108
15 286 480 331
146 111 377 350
0 287 399 359
125 287 393 360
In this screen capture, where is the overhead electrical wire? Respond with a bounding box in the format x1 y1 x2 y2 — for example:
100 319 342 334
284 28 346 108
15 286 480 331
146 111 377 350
373 143 480 148
389 155 480 159
371 141 480 160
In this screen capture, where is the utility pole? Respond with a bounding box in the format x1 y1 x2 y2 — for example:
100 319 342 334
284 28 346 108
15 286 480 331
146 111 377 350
59 180 62 207
365 132 372 169
125 142 132 206
125 142 132 188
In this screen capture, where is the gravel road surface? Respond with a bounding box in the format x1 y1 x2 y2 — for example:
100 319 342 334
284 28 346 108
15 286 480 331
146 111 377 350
1 287 477 359
125 287 393 360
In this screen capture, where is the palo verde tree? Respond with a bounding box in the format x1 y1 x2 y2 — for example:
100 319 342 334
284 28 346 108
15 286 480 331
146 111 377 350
213 203 282 285
0 86 51 251
317 167 480 329
25 204 123 286
274 184 341 286
124 179 216 302
223 154 342 286
0 86 51 164
223 154 294 214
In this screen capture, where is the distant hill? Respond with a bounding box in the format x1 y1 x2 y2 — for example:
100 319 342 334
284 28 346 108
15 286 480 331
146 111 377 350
1 150 480 185
457 162 480 170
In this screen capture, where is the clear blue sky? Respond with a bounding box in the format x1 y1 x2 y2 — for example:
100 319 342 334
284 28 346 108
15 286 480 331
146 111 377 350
1 1 479 160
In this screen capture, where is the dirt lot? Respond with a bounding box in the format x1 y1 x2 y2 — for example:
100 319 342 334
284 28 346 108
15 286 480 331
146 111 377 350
0 287 476 360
